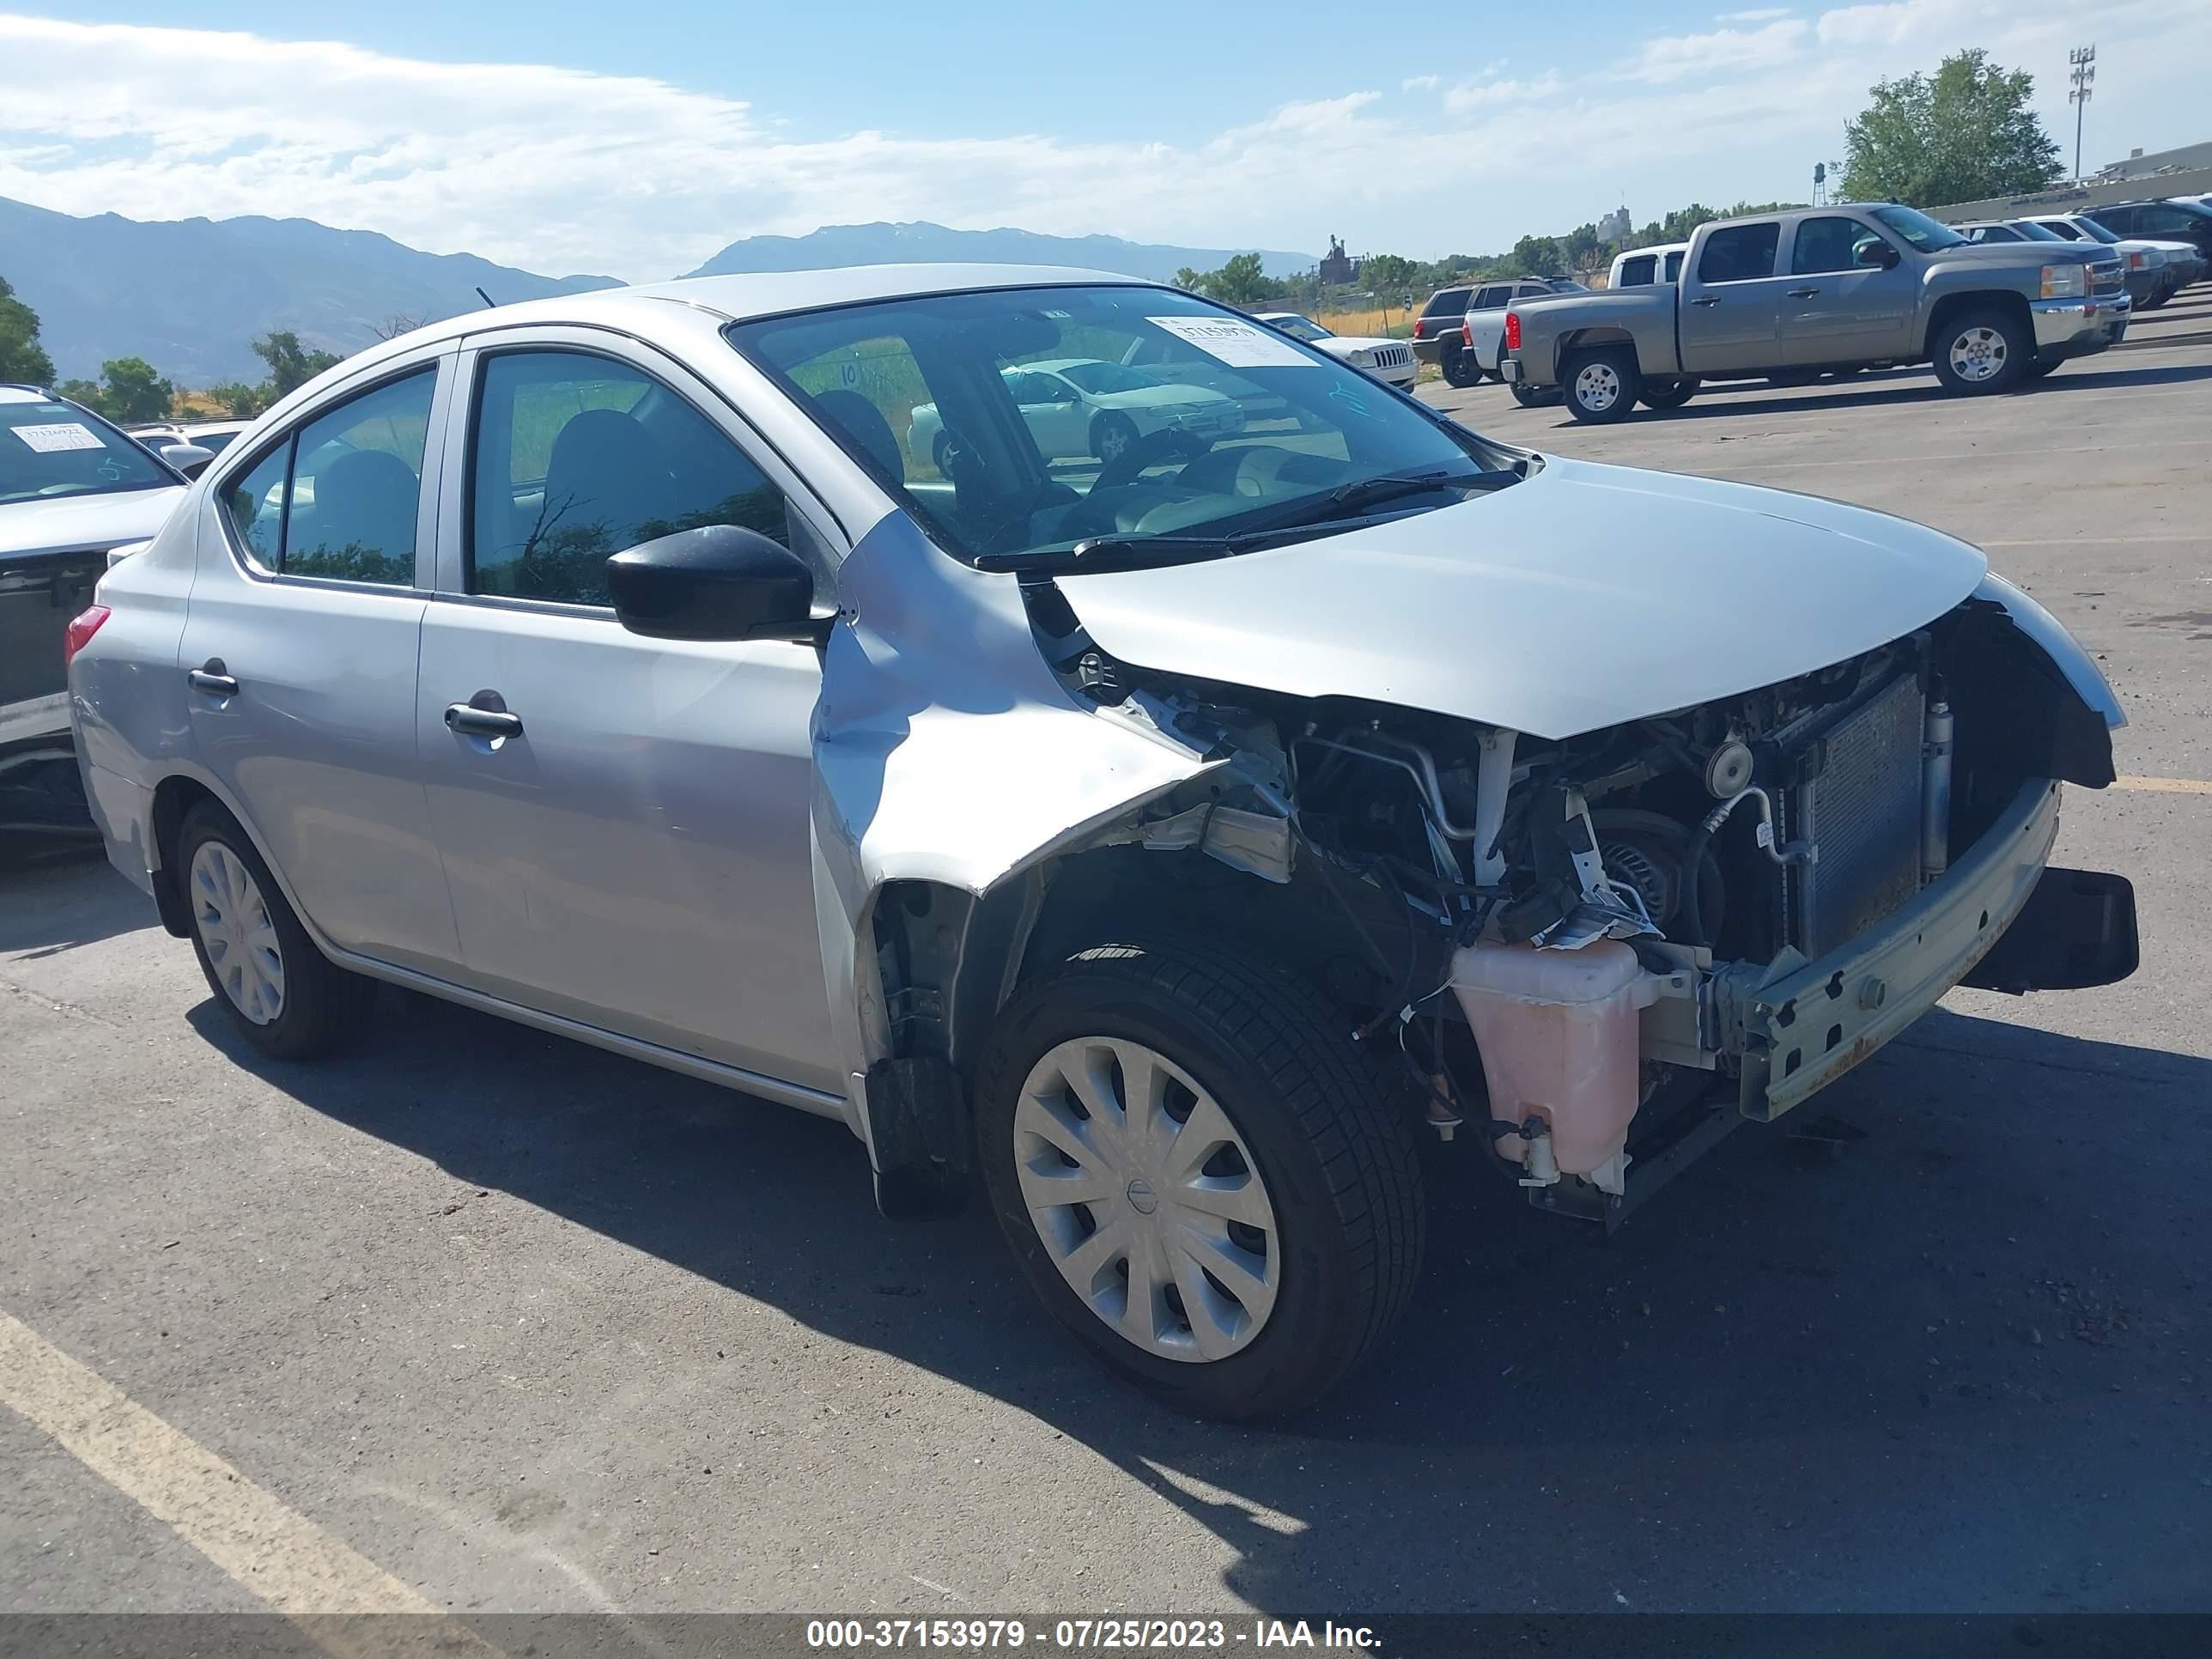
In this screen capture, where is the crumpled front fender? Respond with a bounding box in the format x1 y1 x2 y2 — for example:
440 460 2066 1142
810 512 1216 1124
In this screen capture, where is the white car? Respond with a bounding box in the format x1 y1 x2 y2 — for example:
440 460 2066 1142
1253 313 1417 389
907 357 1244 471
3 384 186 831
1607 243 1688 289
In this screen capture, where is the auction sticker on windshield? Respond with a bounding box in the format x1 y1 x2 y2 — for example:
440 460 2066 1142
13 423 108 453
1148 316 1317 368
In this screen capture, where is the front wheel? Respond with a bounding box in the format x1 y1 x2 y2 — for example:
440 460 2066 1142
975 939 1425 1419
1931 307 2029 395
1563 345 1641 422
1638 376 1698 410
1090 411 1137 465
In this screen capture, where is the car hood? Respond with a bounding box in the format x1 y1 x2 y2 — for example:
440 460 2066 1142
1059 455 1988 739
0 486 185 560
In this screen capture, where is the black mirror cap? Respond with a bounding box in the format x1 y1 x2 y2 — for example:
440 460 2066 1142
606 525 823 643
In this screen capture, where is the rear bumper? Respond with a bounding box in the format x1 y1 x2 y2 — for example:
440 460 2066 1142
1737 778 2110 1121
1498 356 1523 384
1411 336 1452 364
2032 294 2130 358
81 757 157 896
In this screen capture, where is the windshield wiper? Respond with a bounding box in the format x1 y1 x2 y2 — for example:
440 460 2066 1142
973 466 1522 574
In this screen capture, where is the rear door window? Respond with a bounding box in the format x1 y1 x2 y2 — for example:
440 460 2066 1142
1420 288 1470 318
1697 223 1782 283
1616 256 1656 286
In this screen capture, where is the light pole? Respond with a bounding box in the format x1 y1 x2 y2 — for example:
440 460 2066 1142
2069 45 2096 182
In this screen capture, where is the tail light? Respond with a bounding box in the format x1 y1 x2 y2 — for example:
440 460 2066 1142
63 605 111 669
1461 319 1473 345
1504 312 1522 351
1413 318 1428 338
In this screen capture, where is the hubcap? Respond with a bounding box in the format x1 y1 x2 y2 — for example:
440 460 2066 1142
1097 424 1129 462
189 841 285 1025
1949 326 2008 383
1012 1037 1279 1364
1574 362 1622 410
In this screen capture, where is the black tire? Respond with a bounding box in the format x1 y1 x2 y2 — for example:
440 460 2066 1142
1929 306 2029 395
1638 376 1698 410
1440 348 1477 389
931 429 957 475
1507 381 1557 408
1089 411 1138 465
975 938 1425 1419
1562 344 1642 423
176 799 359 1060
2141 289 2169 312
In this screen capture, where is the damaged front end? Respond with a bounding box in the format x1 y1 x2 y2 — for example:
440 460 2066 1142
820 504 2136 1225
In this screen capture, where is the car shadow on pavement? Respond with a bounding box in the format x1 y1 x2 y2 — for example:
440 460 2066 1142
184 981 2212 1613
0 837 144 957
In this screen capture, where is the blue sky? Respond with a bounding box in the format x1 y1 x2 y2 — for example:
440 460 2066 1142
3 1 2206 281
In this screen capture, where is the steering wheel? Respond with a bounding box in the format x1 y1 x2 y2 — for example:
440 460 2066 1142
1091 424 1205 493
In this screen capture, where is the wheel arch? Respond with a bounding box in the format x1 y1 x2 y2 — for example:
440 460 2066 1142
1558 325 1640 355
148 773 222 939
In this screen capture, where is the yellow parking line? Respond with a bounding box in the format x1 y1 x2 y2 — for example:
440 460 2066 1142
0 1307 500 1655
2113 775 2212 795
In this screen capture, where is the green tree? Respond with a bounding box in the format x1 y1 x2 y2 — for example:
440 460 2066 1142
1202 252 1274 307
1839 48 2061 206
1171 266 1203 291
1360 252 1416 295
97 357 175 423
1658 204 1720 242
204 381 271 419
1510 234 1559 276
56 378 106 413
0 275 55 384
250 330 342 398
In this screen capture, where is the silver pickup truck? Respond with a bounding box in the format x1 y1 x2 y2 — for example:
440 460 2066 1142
1502 204 2131 422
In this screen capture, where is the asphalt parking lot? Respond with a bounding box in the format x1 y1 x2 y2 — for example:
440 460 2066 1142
6 294 2210 1626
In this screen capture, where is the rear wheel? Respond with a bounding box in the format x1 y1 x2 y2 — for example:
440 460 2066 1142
1563 346 1641 423
1638 376 1698 410
975 939 1425 1419
177 800 359 1060
1440 348 1477 389
1930 307 2029 395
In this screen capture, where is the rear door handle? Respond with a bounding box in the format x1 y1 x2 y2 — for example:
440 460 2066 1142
1786 286 1821 298
1689 295 1723 307
187 661 239 696
445 692 524 740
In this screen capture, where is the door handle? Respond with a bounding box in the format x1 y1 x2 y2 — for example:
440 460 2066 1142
1690 295 1723 307
445 692 524 740
1787 286 1821 299
187 660 239 697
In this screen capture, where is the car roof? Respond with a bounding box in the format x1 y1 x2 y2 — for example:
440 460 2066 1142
0 383 57 404
1017 357 1110 374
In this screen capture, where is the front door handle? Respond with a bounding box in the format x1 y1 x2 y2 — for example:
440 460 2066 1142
1689 295 1723 307
1786 286 1821 299
445 691 524 740
187 660 239 696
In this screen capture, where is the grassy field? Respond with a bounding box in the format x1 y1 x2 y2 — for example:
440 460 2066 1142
1310 305 1416 340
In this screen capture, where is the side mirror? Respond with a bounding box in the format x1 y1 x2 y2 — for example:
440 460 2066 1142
1855 240 1899 269
606 525 823 644
161 442 216 479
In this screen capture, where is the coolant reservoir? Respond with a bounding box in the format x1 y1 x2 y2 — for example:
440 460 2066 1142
1450 939 1659 1189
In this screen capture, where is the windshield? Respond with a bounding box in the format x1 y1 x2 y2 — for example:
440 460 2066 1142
1869 204 1967 252
2008 220 2065 241
2069 216 2122 245
1267 316 1332 342
1 398 176 507
731 283 1511 570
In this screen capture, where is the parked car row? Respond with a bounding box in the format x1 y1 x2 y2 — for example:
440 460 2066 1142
1409 276 1587 387
1491 200 2191 422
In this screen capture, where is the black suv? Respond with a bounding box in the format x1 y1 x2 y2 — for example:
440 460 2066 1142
2083 199 2212 265
1413 276 1588 387
1410 286 1474 378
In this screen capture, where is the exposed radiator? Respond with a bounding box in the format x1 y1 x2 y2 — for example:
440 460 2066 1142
1791 671 1926 959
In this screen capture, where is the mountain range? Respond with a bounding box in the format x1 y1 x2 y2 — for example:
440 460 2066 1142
0 198 1316 386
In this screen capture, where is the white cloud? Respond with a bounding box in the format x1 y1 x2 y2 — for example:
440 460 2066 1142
1 3 2208 280
1717 7 1792 21
1401 73 1442 92
1443 72 1564 112
1622 18 1811 83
